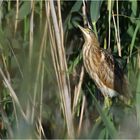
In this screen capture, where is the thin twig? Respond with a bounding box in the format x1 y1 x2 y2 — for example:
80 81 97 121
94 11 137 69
29 0 34 64
108 0 111 49
73 66 84 113
112 11 121 57
113 13 140 20
116 1 121 56
82 0 87 26
0 67 27 121
77 95 86 136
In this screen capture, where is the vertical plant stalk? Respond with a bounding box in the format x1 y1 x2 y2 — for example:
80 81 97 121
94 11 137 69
45 2 60 95
38 27 47 139
138 50 140 69
136 51 140 128
8 0 11 11
73 66 84 113
108 0 111 49
38 63 45 138
112 11 121 57
31 20 48 123
129 23 140 58
29 0 34 64
14 0 19 34
57 0 71 95
46 2 65 119
49 0 74 138
24 16 27 41
77 95 86 136
29 0 35 123
39 1 43 31
82 0 87 26
116 0 121 56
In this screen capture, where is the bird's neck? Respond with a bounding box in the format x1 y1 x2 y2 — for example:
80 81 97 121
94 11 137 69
83 39 100 49
82 40 100 62
82 42 93 60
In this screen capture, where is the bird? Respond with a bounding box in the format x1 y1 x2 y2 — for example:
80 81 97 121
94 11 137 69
78 25 132 105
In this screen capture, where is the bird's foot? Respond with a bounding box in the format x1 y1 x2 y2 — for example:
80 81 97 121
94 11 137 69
95 97 112 122
104 96 112 110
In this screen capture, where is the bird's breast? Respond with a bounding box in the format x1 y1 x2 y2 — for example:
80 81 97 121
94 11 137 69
82 44 119 97
83 44 101 75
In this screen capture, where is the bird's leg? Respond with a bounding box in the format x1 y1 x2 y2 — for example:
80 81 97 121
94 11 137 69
96 96 112 122
104 96 112 109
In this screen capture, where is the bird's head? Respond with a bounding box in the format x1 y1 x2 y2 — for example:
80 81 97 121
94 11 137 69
78 25 97 43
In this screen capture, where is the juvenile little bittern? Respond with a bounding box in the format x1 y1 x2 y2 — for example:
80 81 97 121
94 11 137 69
78 25 131 104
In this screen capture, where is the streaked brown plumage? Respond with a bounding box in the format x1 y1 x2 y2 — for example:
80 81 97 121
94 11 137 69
78 25 131 102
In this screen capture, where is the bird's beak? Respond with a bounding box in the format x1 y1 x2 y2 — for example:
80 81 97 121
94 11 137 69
78 25 87 35
78 25 86 34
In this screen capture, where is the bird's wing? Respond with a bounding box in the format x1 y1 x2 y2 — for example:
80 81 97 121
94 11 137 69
97 48 130 97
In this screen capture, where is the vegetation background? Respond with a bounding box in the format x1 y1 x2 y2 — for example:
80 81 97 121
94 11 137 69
0 0 140 139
